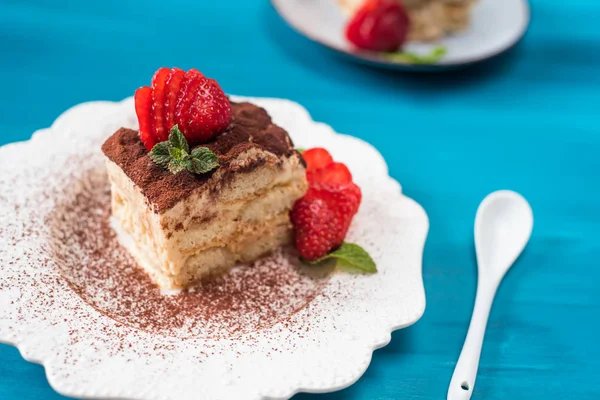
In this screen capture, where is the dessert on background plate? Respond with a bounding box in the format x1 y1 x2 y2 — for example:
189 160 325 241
103 67 375 289
339 0 476 43
271 0 530 69
341 0 454 63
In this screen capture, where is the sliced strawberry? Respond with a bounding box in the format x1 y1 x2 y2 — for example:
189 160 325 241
303 148 333 173
172 72 231 145
174 69 204 134
184 77 232 144
134 86 157 151
164 68 186 133
134 67 231 150
150 68 171 142
308 162 352 185
186 68 204 79
175 72 203 135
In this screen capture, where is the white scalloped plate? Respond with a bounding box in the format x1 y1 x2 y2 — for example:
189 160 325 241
0 96 428 400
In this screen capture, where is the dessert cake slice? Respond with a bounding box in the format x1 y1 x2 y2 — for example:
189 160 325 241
338 0 476 42
102 101 307 289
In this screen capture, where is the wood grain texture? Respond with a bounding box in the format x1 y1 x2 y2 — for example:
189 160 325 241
1 0 599 398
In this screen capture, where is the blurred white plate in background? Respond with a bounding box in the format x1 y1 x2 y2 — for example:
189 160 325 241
271 0 530 70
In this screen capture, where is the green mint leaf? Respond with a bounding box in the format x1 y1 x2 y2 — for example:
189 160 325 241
186 147 220 174
148 126 219 176
168 125 189 153
296 148 305 154
383 46 447 65
310 242 377 273
167 158 187 174
149 142 172 169
168 147 188 160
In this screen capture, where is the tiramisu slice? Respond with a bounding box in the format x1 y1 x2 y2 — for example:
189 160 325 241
340 0 476 42
102 68 307 289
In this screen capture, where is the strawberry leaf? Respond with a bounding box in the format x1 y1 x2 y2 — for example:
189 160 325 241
168 125 189 153
309 242 377 273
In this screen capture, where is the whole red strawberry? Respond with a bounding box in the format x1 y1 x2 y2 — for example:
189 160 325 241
134 68 232 150
290 188 344 261
315 183 362 239
291 184 362 261
345 0 410 52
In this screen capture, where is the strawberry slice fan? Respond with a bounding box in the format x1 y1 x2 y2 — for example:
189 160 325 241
134 67 232 151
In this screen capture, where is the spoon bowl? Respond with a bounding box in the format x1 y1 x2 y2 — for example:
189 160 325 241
475 190 534 280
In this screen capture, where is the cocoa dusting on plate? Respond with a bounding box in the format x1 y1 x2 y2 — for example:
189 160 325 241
46 167 330 339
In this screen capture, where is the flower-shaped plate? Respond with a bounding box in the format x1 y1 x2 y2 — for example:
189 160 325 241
0 96 428 400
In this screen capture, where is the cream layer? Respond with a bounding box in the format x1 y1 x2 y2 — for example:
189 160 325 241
105 151 307 289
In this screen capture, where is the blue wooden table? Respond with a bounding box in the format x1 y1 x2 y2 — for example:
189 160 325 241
1 0 599 399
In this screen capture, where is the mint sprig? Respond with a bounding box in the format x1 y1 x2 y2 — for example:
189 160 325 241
307 242 377 274
149 125 220 175
383 46 447 65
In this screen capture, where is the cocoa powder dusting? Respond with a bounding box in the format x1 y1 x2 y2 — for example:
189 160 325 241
101 101 302 213
46 167 331 339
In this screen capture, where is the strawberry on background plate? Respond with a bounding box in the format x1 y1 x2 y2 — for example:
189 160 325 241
345 0 410 52
134 68 231 151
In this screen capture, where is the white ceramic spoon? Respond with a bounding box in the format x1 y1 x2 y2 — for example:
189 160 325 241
448 190 533 400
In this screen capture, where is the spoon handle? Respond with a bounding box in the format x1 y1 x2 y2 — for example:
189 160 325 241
447 280 498 400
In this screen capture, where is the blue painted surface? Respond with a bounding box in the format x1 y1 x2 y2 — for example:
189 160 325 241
1 0 599 399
